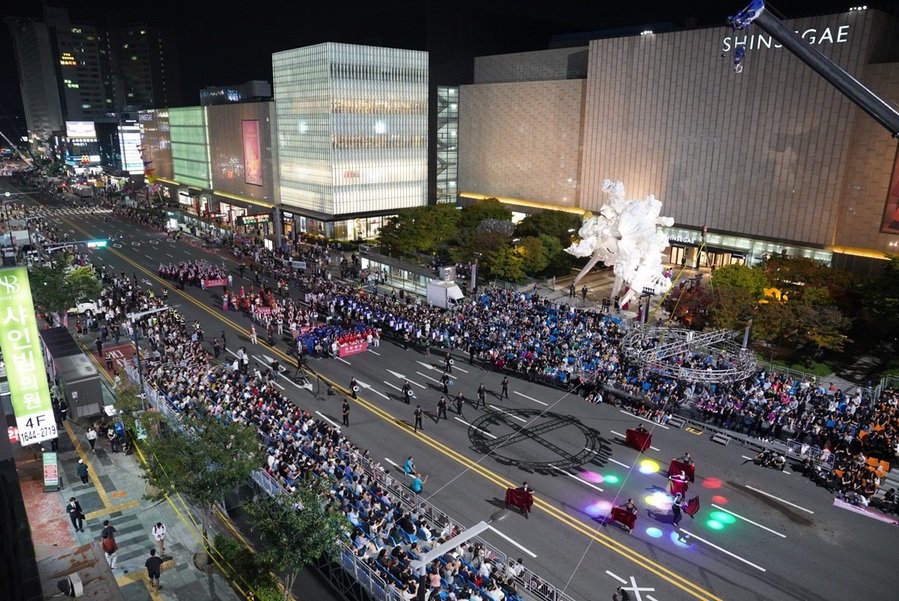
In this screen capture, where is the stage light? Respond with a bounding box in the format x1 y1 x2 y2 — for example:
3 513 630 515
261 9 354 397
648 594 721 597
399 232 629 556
639 459 660 474
706 519 725 530
701 477 723 489
579 470 605 483
712 495 728 505
646 527 663 538
709 511 736 525
604 474 621 485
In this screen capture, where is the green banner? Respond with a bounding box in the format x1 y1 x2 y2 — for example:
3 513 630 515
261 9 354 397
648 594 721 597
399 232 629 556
0 267 57 445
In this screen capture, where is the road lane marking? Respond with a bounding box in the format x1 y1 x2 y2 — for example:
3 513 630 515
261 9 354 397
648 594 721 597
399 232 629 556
455 417 497 439
384 457 401 468
416 371 441 384
551 465 603 492
608 457 631 469
513 391 547 406
678 529 766 572
337 357 352 365
606 570 627 584
368 349 381 355
710 504 786 538
489 405 527 422
744 485 814 513
316 411 341 430
488 525 537 558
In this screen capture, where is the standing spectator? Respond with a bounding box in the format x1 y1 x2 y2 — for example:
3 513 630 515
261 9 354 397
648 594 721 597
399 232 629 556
581 285 588 301
107 425 119 453
569 282 576 298
104 353 114 371
413 405 424 432
437 396 448 421
76 459 89 485
212 338 221 359
501 376 510 400
152 522 167 555
249 324 258 344
95 337 103 356
101 533 118 568
445 351 453 374
342 400 350 427
145 549 164 591
66 497 84 532
85 426 98 453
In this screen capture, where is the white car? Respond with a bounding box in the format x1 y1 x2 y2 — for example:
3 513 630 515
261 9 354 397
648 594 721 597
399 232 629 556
68 301 99 315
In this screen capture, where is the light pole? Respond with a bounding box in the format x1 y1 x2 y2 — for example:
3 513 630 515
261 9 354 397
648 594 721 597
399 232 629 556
125 306 171 409
408 508 510 601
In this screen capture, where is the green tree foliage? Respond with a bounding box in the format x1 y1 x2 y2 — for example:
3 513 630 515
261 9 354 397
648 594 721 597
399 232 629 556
484 244 525 282
377 205 460 255
662 284 712 330
247 485 349 601
139 410 259 549
764 255 856 309
710 264 769 299
514 210 582 247
516 235 551 275
457 198 512 230
862 255 899 329
29 260 101 323
792 303 851 353
707 285 759 330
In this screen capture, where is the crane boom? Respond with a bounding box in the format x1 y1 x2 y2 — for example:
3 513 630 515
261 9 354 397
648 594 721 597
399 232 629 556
729 0 899 138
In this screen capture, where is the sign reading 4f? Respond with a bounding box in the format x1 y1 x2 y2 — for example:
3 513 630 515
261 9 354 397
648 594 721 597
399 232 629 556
0 268 57 446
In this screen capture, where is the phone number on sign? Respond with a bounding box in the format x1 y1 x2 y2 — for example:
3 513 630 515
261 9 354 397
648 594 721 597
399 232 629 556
20 426 58 444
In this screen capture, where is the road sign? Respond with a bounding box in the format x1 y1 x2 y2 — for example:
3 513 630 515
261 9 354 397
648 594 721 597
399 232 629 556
86 240 107 248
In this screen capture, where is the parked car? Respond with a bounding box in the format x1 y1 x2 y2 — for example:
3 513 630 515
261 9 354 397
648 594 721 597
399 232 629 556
68 301 98 315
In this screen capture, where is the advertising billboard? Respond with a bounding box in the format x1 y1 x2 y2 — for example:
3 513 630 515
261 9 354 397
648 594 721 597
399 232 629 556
207 103 274 200
66 121 97 139
0 268 57 446
242 120 263 186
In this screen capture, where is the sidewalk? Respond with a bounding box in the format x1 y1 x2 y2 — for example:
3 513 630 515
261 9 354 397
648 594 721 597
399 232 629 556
23 402 243 600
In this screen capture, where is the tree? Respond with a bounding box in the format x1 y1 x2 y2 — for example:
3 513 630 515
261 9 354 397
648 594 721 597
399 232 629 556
862 254 899 331
792 303 851 354
764 255 856 309
138 410 259 554
516 235 551 276
484 244 525 282
458 198 512 230
710 264 768 300
707 285 759 331
514 210 582 247
247 484 349 601
377 205 460 255
662 284 713 330
29 260 101 325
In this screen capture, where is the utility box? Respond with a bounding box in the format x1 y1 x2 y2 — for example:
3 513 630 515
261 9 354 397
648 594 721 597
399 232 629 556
39 328 103 419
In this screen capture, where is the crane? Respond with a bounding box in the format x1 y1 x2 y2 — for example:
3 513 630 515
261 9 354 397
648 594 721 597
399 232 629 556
728 0 899 138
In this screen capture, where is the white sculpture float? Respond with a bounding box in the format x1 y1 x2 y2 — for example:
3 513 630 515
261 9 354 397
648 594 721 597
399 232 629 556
566 179 675 309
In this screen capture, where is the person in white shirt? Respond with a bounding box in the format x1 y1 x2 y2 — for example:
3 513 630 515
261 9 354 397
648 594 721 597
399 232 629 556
152 522 167 555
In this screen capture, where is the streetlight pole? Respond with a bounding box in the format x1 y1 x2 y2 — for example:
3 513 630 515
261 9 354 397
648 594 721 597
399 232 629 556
125 306 171 409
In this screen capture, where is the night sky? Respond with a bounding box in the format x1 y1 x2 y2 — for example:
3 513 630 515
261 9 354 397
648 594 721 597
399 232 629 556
0 0 883 142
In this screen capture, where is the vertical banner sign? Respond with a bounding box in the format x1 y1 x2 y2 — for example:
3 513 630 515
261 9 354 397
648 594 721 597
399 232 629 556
43 451 59 491
0 267 58 445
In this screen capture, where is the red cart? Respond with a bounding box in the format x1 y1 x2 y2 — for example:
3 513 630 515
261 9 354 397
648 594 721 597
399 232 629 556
610 507 637 533
625 428 652 452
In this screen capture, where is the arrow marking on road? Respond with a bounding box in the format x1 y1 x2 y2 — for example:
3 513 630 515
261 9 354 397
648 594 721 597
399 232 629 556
355 379 388 399
387 370 425 388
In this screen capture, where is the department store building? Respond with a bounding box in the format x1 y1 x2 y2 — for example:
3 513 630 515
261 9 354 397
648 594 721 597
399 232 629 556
458 8 899 274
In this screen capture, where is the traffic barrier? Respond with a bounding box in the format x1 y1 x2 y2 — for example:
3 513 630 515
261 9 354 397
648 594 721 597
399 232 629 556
710 432 731 446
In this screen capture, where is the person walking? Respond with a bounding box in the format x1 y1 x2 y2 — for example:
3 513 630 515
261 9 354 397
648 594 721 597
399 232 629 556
455 392 466 415
350 376 359 399
671 493 685 528
76 459 89 485
445 351 453 374
85 426 98 453
152 522 167 555
95 337 103 356
440 371 450 394
66 497 84 532
501 376 510 400
101 533 118 568
477 383 487 409
413 405 424 432
402 380 413 404
104 353 114 371
249 324 258 344
569 282 576 298
101 519 118 541
342 400 350 427
437 396 448 421
145 549 164 591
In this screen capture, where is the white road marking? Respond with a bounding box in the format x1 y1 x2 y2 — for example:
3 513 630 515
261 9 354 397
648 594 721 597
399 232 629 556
489 405 527 423
355 379 388 399
678 529 767 572
383 381 401 391
551 465 603 492
620 410 669 429
337 357 352 365
387 370 426 388
605 570 627 585
383 457 400 468
452 365 469 374
488 525 537 558
744 485 814 513
454 417 496 439
316 411 341 431
368 349 381 355
608 458 631 469
710 504 786 538
513 391 547 406
144 254 153 260
166 253 174 258
416 371 441 384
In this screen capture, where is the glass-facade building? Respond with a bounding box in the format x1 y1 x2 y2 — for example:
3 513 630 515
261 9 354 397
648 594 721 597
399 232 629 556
273 43 428 239
436 86 459 204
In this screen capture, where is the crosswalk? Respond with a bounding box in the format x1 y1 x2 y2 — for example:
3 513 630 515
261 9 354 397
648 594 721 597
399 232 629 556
30 206 114 217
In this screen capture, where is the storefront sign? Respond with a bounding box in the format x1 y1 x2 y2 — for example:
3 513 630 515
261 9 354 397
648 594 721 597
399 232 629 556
339 341 367 357
0 268 57 446
721 24 849 53
43 451 59 491
239 214 272 226
203 278 228 288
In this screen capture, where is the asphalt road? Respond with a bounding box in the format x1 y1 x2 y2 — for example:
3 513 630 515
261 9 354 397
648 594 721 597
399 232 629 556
13 186 898 601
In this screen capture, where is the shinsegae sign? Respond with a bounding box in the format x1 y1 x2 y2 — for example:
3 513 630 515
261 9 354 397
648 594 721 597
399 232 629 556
0 268 57 445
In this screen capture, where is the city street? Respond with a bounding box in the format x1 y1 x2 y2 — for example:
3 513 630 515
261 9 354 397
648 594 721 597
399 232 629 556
21 187 899 601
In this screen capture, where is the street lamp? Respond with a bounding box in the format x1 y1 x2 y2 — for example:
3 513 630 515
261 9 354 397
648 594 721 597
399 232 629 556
125 306 171 409
409 508 510 601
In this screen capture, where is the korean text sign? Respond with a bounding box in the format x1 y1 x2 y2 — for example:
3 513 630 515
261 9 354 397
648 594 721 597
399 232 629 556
0 268 57 445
